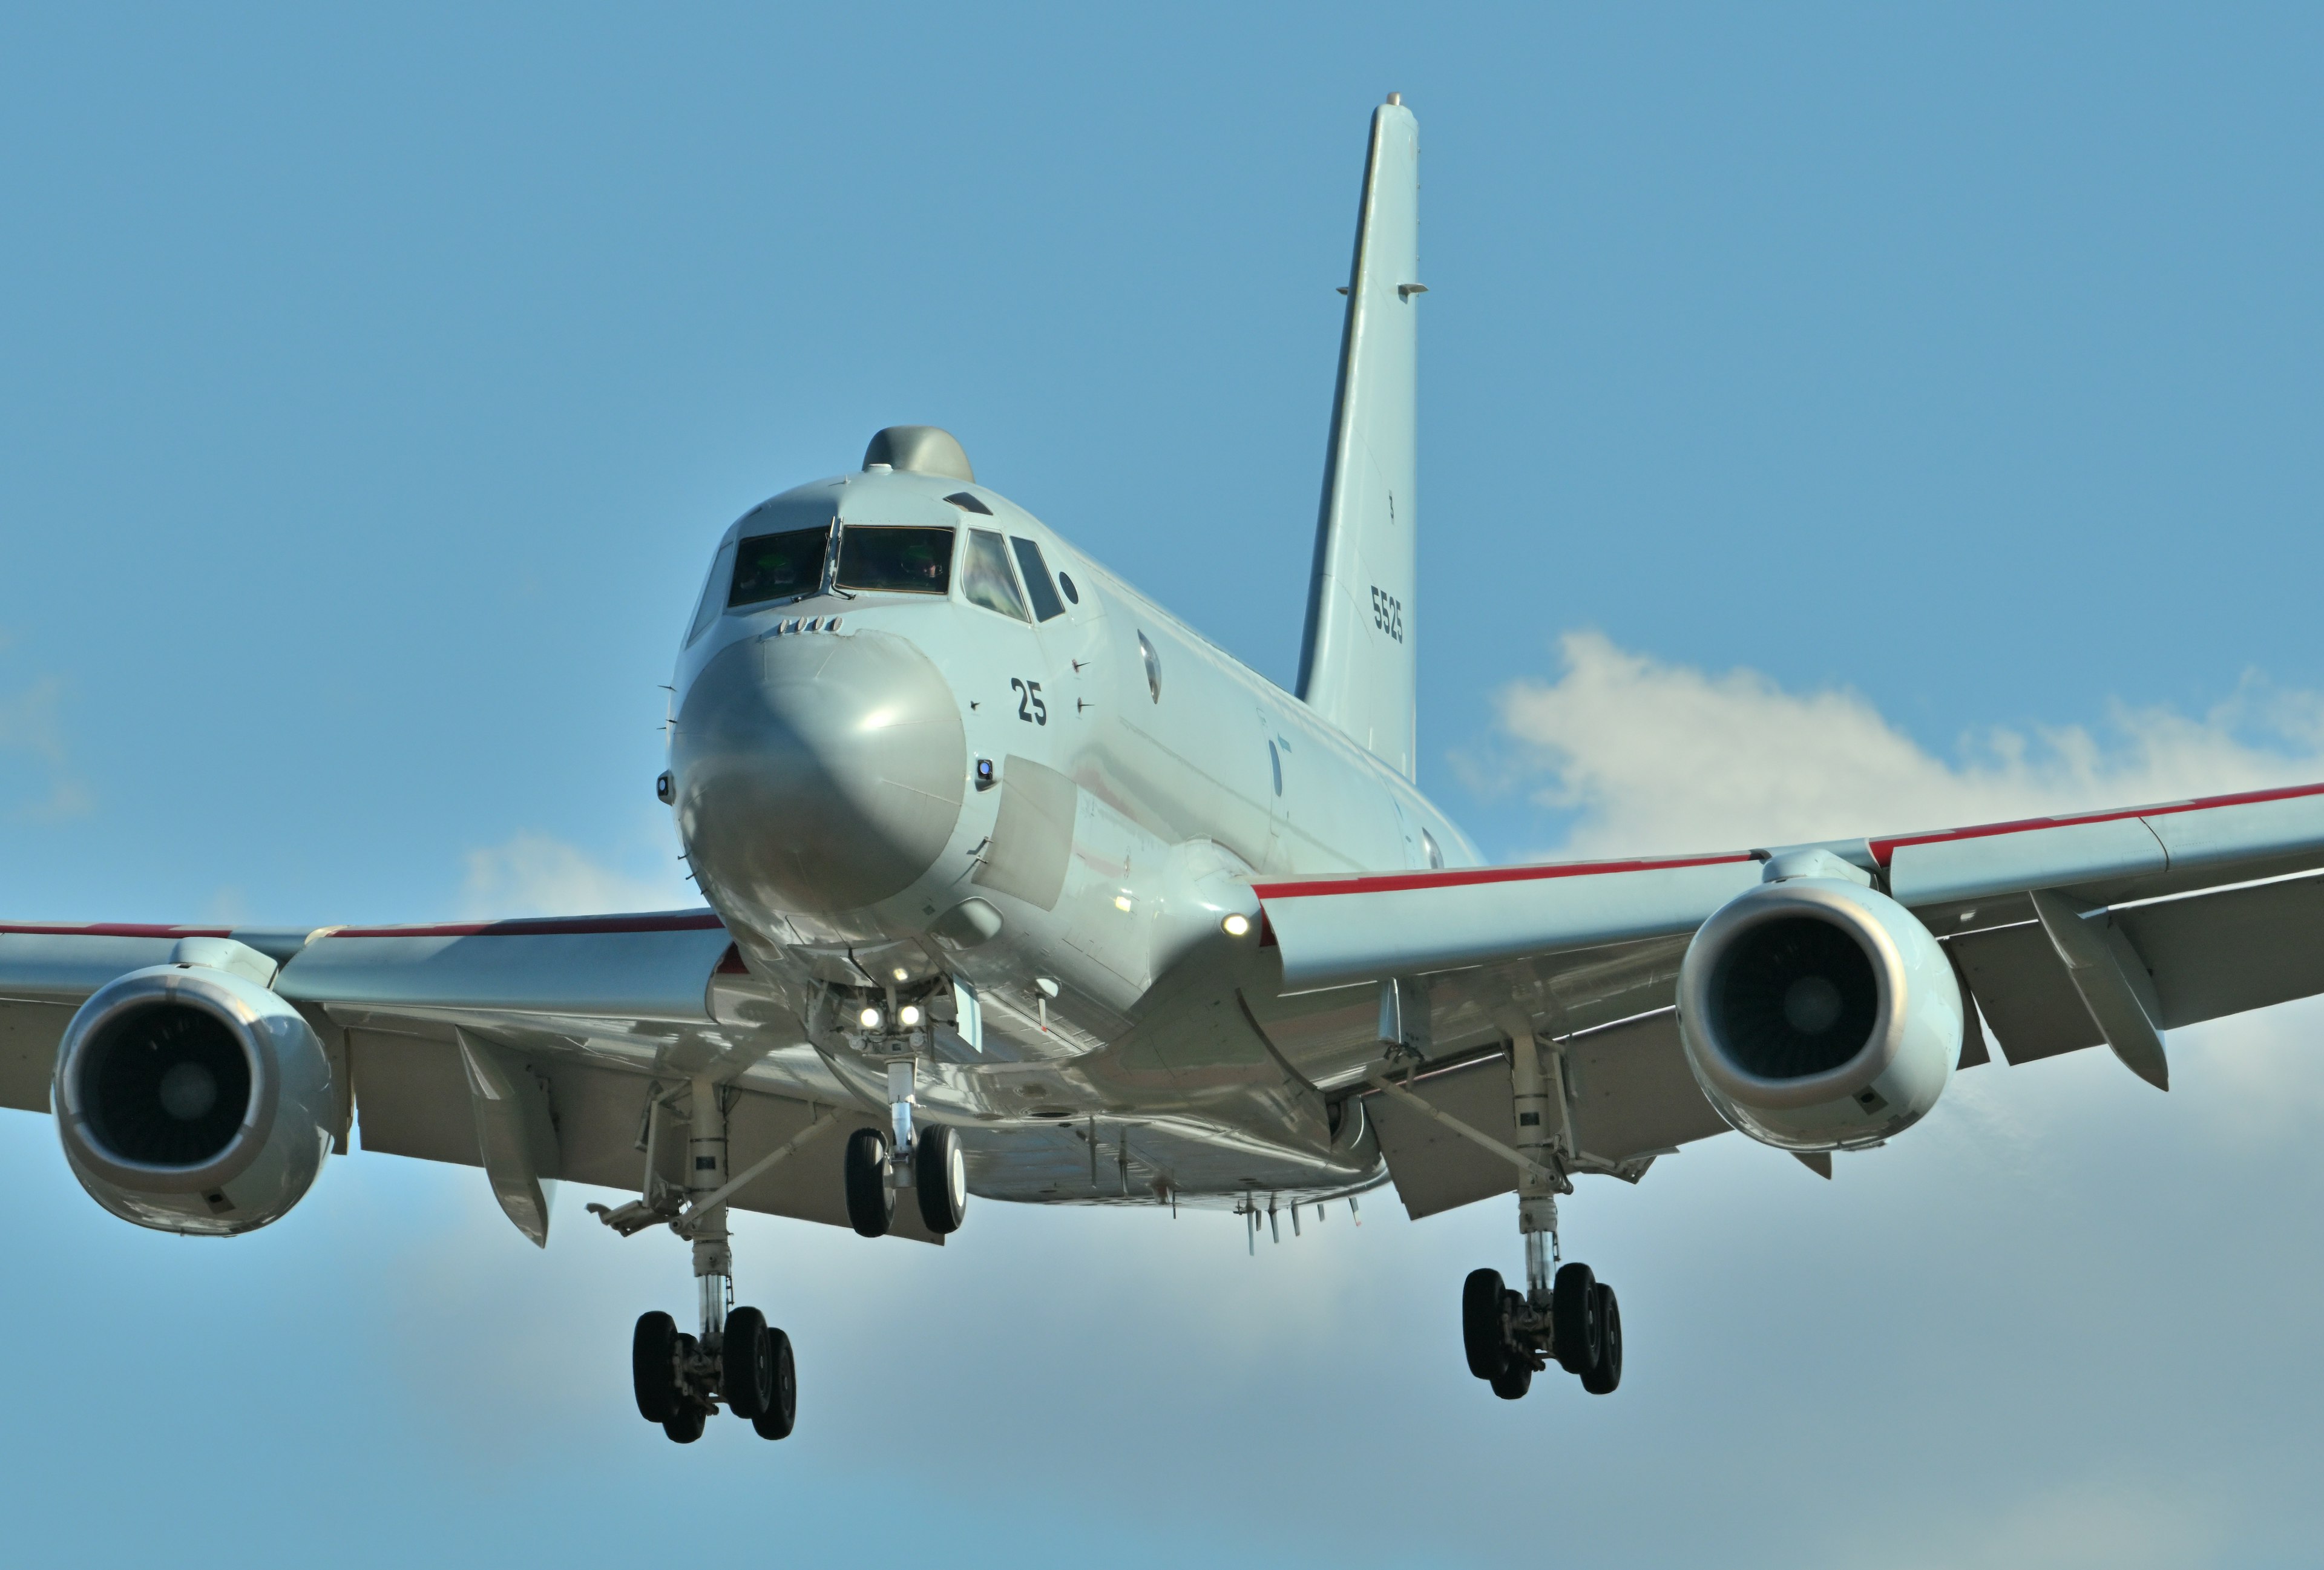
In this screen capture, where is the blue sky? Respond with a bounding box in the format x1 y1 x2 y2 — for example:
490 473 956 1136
5 6 2324 1566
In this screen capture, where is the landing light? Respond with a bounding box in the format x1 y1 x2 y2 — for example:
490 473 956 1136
899 1004 924 1028
1114 895 1134 913
1221 913 1252 938
891 967 910 982
859 1006 884 1031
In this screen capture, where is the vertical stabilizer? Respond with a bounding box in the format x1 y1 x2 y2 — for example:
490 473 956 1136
1296 96 1421 778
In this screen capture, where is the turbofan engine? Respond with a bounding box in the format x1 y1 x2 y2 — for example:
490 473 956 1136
53 956 336 1235
1675 865 1963 1153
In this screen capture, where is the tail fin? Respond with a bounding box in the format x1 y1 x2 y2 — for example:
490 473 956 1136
1296 96 1421 778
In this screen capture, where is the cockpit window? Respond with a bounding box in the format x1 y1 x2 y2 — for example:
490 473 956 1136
836 526 954 594
1422 828 1444 870
729 526 830 609
1009 537 1067 621
686 539 738 645
961 529 1030 621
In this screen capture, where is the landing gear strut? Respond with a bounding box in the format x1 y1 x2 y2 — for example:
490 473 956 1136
1459 1033 1624 1399
596 1074 802 1443
841 1057 968 1239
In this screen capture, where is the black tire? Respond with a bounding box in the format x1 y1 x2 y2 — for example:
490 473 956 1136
1489 1362 1532 1401
662 1404 706 1444
844 1127 894 1238
632 1310 680 1423
723 1306 774 1420
1581 1283 1623 1395
1552 1262 1601 1376
750 1327 797 1440
1461 1269 1509 1379
915 1124 968 1235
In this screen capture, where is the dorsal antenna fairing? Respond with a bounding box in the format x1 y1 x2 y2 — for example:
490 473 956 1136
1296 96 1422 779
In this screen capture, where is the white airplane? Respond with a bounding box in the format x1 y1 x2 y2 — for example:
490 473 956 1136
8 96 2324 1442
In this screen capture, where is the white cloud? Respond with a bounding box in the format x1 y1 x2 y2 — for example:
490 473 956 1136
0 673 93 821
1835 1481 2224 1570
1497 631 2324 856
459 831 694 918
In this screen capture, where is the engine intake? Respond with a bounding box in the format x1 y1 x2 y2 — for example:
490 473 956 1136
1676 874 1963 1152
54 957 336 1235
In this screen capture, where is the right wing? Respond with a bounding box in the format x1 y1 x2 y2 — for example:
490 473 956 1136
0 911 948 1242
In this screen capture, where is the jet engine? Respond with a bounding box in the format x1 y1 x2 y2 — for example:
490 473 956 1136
53 960 336 1235
1675 871 1963 1153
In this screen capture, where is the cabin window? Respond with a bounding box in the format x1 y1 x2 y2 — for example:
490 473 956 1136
687 539 738 644
961 530 1031 621
836 526 954 594
729 526 831 609
1057 571 1080 605
1138 632 1161 702
1009 537 1068 621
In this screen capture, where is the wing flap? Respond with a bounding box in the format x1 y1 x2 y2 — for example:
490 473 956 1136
1564 1010 1732 1160
1367 1056 1518 1219
1949 924 2104 1065
0 999 69 1113
347 1024 940 1240
2117 872 2324 1029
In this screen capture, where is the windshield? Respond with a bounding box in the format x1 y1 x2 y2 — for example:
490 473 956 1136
962 529 1030 621
729 526 830 609
686 540 738 645
837 526 954 594
1009 537 1067 621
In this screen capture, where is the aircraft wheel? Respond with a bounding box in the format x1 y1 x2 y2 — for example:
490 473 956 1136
632 1310 680 1423
1552 1263 1602 1376
915 1124 967 1235
844 1127 895 1238
660 1333 706 1442
1489 1362 1532 1400
750 1328 797 1440
723 1306 775 1420
1461 1268 1509 1379
1580 1283 1623 1395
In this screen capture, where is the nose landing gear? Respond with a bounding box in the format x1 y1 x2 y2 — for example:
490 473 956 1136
840 1056 968 1239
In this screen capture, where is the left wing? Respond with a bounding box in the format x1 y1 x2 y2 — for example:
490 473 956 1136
1252 780 2324 1214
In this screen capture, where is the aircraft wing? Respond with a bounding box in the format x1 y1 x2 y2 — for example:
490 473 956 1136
1253 780 2324 1216
0 911 947 1243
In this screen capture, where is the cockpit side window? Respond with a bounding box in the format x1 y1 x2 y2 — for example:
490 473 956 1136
1422 828 1444 870
686 539 738 645
729 526 832 609
1008 537 1068 621
961 529 1031 622
836 526 954 594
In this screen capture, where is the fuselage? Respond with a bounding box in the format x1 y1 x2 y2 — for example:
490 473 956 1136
665 464 1476 1197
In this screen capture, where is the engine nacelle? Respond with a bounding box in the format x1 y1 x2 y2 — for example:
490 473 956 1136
1675 874 1962 1153
53 960 335 1235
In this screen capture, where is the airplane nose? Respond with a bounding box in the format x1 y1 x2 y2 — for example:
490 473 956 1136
673 629 968 916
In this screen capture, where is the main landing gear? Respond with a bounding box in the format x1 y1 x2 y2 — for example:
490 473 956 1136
842 1058 968 1240
1462 1260 1623 1399
632 1303 797 1442
1458 1030 1624 1399
590 1074 804 1444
